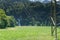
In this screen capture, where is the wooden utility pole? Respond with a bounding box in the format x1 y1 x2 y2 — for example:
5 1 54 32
53 0 57 40
51 0 54 36
51 0 57 40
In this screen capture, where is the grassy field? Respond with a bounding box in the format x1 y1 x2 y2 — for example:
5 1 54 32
0 26 60 40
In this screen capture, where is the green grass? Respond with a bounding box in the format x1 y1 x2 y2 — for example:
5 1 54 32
0 26 60 40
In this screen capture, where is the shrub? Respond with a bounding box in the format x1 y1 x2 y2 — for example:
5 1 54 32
6 16 16 27
0 9 16 29
0 19 7 29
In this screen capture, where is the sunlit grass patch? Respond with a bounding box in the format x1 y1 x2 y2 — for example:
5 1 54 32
0 26 60 40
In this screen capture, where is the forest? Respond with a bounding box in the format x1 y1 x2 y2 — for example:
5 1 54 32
0 0 60 28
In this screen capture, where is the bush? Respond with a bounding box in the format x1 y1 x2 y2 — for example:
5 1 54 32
6 16 16 27
0 19 7 29
0 9 16 29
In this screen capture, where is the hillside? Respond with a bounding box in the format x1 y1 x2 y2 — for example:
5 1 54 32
0 0 60 26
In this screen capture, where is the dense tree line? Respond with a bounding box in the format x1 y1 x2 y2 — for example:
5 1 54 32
0 0 60 26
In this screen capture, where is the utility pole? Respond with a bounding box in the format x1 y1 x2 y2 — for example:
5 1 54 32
51 0 57 40
53 0 57 40
51 0 54 36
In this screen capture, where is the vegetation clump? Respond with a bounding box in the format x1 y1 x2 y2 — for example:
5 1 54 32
0 9 16 29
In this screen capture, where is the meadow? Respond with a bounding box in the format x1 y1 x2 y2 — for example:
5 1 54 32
0 26 60 40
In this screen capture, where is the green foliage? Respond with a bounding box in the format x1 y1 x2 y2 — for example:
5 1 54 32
6 16 16 27
0 0 59 26
0 9 6 18
0 9 7 28
0 9 16 28
0 19 7 28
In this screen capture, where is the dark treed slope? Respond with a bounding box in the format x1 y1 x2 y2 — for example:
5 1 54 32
0 0 60 26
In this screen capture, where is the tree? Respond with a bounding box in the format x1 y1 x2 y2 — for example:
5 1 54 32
0 9 16 28
0 9 7 28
